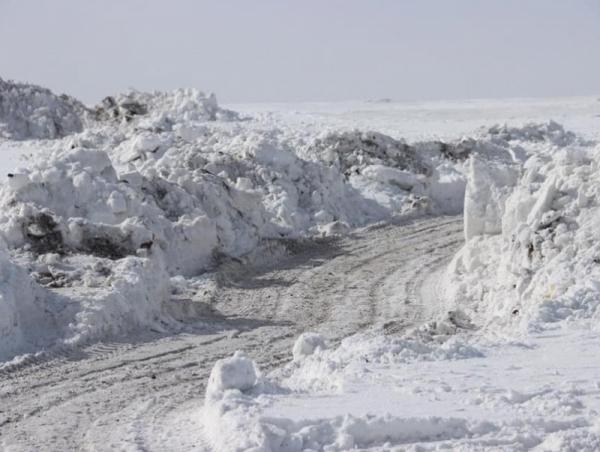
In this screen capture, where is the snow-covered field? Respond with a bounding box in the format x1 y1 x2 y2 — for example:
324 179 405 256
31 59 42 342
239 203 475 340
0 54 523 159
1 78 600 451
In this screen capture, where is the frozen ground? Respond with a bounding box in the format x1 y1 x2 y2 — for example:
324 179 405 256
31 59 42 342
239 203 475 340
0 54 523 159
1 80 600 451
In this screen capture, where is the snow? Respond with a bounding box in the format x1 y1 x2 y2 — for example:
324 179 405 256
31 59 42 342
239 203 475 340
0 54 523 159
0 80 482 360
0 78 87 140
196 107 600 450
446 121 600 334
2 78 600 450
206 351 262 398
200 328 600 451
291 332 327 362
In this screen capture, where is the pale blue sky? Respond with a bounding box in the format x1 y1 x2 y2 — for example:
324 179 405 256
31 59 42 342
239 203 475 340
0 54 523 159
1 0 599 103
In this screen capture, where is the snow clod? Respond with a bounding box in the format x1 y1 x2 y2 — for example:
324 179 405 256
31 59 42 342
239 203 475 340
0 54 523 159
292 332 327 362
206 351 260 398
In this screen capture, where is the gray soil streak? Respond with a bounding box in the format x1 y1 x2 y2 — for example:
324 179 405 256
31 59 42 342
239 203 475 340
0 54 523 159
0 215 462 451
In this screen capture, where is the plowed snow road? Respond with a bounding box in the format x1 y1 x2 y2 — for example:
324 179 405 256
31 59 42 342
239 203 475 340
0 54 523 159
0 215 462 451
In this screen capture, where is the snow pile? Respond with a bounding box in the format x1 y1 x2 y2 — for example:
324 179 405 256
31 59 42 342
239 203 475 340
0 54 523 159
202 326 600 451
0 146 220 276
200 334 506 451
0 244 170 361
305 130 469 214
203 351 273 452
278 331 483 393
0 229 170 361
486 120 579 147
93 88 239 126
0 78 88 140
0 240 51 361
446 121 600 332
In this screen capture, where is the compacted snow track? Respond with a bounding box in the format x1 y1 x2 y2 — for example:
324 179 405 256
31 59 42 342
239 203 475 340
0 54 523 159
0 215 462 451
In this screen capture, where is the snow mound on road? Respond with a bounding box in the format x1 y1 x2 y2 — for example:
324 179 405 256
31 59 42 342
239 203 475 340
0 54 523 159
446 121 600 332
206 351 262 399
0 78 88 140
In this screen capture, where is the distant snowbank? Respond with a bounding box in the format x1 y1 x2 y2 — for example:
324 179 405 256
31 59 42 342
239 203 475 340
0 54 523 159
92 87 239 125
0 78 87 140
0 78 236 141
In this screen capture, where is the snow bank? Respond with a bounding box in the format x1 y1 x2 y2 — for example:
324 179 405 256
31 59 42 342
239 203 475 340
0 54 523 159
305 130 471 215
0 78 88 140
0 245 170 361
0 241 50 361
446 122 600 332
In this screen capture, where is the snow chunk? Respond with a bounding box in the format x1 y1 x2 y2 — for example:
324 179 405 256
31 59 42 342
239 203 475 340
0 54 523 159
206 351 261 398
292 332 327 361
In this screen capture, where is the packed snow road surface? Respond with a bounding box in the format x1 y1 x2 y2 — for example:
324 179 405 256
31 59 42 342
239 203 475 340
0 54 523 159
0 215 462 451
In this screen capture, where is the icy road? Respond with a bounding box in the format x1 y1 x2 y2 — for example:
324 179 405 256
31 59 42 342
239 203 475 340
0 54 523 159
0 215 462 451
